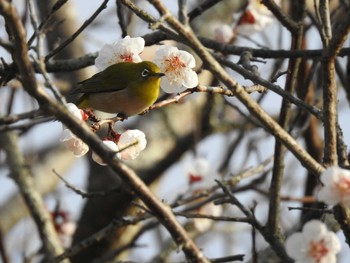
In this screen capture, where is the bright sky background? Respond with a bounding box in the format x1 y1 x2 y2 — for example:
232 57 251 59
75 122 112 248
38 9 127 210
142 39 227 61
1 0 350 262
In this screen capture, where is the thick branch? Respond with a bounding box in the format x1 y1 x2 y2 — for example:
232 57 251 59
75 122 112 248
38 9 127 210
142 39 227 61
0 131 66 260
320 3 350 244
268 1 306 237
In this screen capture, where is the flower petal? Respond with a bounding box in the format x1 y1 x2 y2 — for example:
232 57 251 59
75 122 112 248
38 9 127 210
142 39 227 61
95 36 145 71
160 77 186 93
177 50 196 68
320 167 342 186
60 129 89 157
285 233 307 260
118 129 147 160
65 103 83 120
92 140 120 166
318 187 340 206
183 69 199 88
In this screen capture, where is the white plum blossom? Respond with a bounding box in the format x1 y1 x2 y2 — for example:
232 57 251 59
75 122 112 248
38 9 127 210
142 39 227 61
95 36 145 71
211 23 233 43
65 103 84 120
92 140 121 166
185 156 220 188
60 103 88 157
193 202 223 232
236 0 278 34
318 166 350 207
60 129 89 157
117 129 147 160
50 209 76 248
285 220 341 263
59 221 77 248
60 221 76 236
154 45 198 93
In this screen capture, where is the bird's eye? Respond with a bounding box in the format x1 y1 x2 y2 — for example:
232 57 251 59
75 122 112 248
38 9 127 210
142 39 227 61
141 69 150 78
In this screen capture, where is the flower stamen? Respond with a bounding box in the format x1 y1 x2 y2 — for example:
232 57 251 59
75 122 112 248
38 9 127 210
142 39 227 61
120 53 134 62
335 177 350 195
308 239 330 263
164 56 186 75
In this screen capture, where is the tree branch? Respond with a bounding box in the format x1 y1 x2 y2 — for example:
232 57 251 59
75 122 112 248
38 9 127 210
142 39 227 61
0 131 66 261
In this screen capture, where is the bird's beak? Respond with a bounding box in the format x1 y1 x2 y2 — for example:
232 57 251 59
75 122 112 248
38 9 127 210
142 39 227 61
153 72 165 78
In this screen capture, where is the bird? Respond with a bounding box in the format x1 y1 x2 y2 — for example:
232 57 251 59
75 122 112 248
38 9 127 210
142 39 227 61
72 61 164 116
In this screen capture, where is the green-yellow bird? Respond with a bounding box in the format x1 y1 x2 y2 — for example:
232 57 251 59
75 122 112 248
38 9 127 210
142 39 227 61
73 61 164 116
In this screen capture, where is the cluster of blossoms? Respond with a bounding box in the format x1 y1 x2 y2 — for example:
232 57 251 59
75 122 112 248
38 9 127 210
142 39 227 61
61 35 199 164
95 35 198 93
92 129 147 165
60 103 147 165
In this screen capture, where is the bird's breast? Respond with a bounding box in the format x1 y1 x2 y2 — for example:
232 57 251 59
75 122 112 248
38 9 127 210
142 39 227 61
86 85 158 116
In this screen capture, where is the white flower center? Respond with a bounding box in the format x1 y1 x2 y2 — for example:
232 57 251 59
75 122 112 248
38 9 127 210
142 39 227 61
335 177 350 196
163 55 186 76
120 53 134 62
308 239 329 262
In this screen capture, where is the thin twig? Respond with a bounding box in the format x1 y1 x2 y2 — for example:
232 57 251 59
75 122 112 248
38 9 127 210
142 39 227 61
215 180 293 263
45 0 110 61
148 84 266 112
175 212 252 224
0 116 54 132
261 0 298 33
207 254 245 263
53 169 122 198
214 54 323 120
27 0 69 47
28 0 65 103
50 217 146 263
116 1 128 37
187 0 226 22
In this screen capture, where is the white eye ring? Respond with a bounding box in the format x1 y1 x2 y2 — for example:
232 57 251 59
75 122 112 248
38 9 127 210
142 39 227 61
141 69 150 77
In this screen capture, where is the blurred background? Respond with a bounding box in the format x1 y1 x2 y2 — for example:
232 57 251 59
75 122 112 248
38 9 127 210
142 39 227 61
1 0 350 262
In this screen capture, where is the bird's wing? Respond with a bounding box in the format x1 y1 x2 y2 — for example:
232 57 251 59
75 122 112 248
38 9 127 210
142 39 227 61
74 64 131 94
